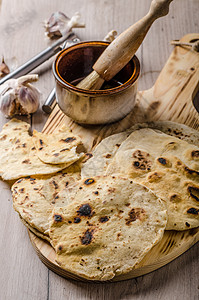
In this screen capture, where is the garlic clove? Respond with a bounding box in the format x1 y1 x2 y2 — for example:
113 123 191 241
16 74 39 86
45 11 67 38
66 12 85 30
0 58 10 78
18 84 40 114
0 74 41 117
45 11 85 39
0 90 16 117
103 30 118 42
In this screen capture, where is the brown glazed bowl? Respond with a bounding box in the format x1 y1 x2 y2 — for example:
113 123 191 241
53 41 140 125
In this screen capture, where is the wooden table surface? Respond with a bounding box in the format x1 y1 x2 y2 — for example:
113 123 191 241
0 0 198 299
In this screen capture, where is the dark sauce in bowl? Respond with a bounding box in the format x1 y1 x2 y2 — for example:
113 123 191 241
70 77 123 90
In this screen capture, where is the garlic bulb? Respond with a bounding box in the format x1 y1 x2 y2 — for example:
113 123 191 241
0 74 40 117
45 11 85 39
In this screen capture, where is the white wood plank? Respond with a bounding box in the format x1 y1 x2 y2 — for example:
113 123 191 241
0 182 48 300
0 1 49 299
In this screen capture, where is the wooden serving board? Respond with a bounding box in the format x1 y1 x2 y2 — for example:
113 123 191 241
29 33 199 282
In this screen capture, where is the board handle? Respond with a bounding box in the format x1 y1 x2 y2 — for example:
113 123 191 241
93 0 173 81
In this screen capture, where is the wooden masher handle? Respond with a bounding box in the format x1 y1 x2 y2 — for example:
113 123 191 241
93 0 173 81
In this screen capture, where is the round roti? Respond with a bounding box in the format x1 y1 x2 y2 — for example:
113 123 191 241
106 128 199 230
49 175 167 281
12 162 81 237
0 119 71 180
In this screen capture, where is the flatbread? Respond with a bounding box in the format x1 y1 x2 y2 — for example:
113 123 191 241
81 121 199 179
49 175 167 281
19 215 51 242
106 128 199 230
143 121 199 147
0 119 70 180
81 129 132 178
12 162 81 237
33 125 85 165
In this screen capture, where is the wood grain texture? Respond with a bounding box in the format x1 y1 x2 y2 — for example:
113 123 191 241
0 0 198 299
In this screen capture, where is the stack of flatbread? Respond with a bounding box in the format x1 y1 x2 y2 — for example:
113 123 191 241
0 118 198 281
0 118 85 240
0 118 85 180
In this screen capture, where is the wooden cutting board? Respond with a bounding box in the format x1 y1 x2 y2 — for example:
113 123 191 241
29 33 199 282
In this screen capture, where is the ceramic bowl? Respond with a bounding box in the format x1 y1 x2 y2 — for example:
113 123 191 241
53 41 140 125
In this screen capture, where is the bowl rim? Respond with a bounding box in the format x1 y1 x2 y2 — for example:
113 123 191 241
53 41 140 96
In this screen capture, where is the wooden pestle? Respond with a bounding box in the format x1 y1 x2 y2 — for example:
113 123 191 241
77 0 173 90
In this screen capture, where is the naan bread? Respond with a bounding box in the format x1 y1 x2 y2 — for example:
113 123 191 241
81 121 199 179
33 125 85 164
49 175 167 281
106 128 199 230
12 162 81 237
0 119 70 180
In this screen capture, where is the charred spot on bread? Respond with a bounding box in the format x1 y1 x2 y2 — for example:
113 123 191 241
60 148 69 152
147 171 163 182
30 178 36 184
191 150 199 158
184 166 199 176
108 187 115 193
187 207 199 215
22 159 31 164
84 178 95 185
77 204 92 217
188 186 199 202
58 245 63 251
80 229 94 245
157 157 167 165
99 216 109 223
0 134 7 141
132 150 152 171
16 179 23 184
53 153 59 157
52 180 59 189
125 208 146 225
169 194 181 203
74 217 81 223
54 214 63 222
61 137 76 143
